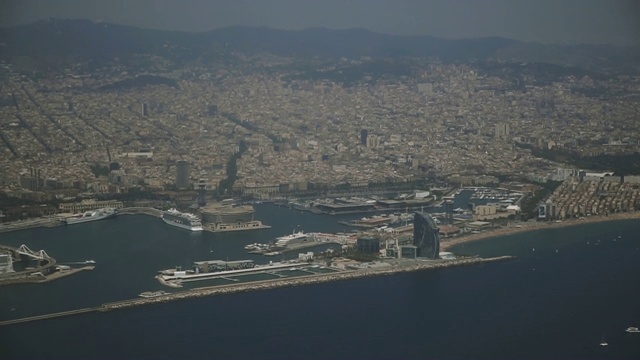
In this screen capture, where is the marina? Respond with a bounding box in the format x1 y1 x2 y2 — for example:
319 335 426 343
241 230 354 256
339 213 413 228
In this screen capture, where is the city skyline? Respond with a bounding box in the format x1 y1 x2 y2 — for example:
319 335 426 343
1 0 640 46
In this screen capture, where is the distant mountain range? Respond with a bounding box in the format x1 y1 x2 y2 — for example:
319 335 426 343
1 19 639 74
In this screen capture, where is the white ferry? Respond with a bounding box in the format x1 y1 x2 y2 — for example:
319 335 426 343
626 327 639 333
64 208 117 225
161 209 203 231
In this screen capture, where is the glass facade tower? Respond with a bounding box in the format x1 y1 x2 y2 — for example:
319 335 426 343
176 160 190 190
413 211 440 259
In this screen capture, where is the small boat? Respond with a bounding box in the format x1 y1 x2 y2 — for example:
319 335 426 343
85 260 96 264
626 327 639 333
600 336 608 346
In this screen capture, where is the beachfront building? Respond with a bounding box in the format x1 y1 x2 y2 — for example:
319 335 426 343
413 212 440 259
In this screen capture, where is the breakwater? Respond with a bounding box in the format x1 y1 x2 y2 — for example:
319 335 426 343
0 308 96 326
0 256 513 326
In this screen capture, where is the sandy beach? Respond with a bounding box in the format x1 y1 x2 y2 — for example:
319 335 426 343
440 211 640 251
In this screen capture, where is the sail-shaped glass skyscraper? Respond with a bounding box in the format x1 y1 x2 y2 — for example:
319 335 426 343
413 211 440 259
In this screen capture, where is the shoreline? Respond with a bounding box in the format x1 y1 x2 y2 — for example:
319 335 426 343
440 211 640 251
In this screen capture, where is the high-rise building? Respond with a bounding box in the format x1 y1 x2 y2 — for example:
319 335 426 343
360 129 368 145
495 122 510 138
413 212 440 259
356 236 380 254
197 179 207 207
443 197 454 225
176 161 190 190
366 134 379 148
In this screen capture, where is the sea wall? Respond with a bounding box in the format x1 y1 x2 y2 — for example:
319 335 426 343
100 256 514 311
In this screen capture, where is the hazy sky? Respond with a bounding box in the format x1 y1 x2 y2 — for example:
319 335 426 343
2 0 639 45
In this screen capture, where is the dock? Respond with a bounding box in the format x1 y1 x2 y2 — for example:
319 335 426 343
0 256 515 327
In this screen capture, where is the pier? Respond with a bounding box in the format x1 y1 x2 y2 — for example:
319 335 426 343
0 256 514 327
0 307 96 326
118 207 163 217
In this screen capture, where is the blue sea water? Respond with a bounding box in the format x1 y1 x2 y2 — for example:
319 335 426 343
1 206 640 359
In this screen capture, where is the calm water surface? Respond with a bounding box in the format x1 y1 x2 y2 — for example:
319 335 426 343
1 205 639 359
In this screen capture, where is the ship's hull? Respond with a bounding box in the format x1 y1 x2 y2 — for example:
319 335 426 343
162 217 203 231
65 212 117 225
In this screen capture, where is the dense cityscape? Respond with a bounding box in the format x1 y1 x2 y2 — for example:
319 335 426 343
1 22 640 213
2 14 640 359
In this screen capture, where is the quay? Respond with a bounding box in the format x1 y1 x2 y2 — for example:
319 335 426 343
0 255 514 327
118 207 163 217
0 207 162 235
1 244 95 286
0 217 62 234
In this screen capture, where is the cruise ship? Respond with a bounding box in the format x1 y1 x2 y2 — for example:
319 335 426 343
64 208 118 225
274 231 309 248
161 209 203 231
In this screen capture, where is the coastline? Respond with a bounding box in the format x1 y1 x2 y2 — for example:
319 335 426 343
440 211 640 251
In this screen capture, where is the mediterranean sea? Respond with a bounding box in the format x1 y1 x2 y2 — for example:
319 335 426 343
1 204 640 359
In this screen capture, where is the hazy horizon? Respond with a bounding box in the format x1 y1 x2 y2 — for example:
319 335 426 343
1 0 640 46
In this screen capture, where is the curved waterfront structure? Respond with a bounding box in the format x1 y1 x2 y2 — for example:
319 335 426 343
413 212 440 259
200 204 255 224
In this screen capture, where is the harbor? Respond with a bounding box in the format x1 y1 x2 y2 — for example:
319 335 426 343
4 198 639 329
